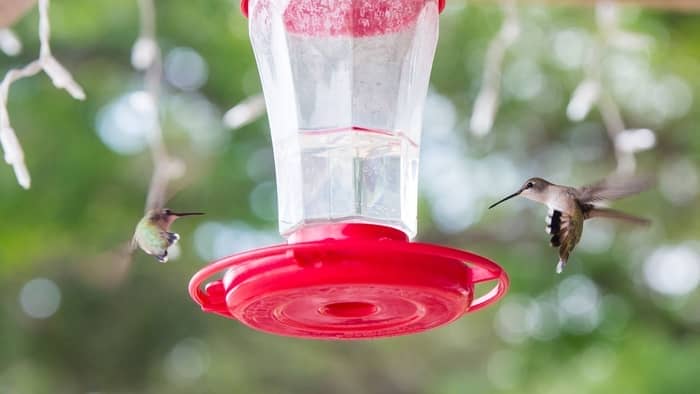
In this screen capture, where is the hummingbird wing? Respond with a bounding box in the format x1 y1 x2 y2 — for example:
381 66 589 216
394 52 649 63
583 206 651 226
129 237 138 253
575 175 653 203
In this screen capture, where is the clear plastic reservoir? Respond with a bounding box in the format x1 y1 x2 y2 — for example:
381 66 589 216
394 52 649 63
248 0 439 238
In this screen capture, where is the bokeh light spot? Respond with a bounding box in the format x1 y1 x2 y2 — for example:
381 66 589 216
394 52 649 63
194 221 281 261
164 47 208 91
659 159 699 206
557 275 602 334
644 244 700 297
249 181 278 222
552 28 591 70
96 91 155 154
164 338 210 383
19 278 61 319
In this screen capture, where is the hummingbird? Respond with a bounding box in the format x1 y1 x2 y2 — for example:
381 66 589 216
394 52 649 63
131 208 204 263
488 176 651 273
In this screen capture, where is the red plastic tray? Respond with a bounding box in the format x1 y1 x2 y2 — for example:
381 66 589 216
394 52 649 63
189 224 508 340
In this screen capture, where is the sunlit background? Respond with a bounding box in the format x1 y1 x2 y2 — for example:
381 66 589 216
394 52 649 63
1 1 699 393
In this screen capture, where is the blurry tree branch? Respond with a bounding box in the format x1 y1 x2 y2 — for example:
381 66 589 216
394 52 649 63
469 0 519 137
223 93 266 130
566 1 655 175
0 0 85 189
133 0 185 212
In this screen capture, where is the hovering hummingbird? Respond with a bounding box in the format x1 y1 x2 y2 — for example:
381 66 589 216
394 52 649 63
489 176 651 273
131 208 204 263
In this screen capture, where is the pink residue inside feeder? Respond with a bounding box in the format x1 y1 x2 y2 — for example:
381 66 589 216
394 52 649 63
243 0 446 36
283 0 425 36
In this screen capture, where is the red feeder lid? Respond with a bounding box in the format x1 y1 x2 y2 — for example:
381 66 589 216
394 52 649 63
240 0 447 18
189 224 508 340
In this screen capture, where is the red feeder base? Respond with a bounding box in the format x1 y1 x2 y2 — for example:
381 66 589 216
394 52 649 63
189 224 508 340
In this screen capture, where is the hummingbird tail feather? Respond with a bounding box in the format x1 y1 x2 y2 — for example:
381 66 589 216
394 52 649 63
157 251 169 263
585 207 650 226
556 259 566 274
166 232 180 246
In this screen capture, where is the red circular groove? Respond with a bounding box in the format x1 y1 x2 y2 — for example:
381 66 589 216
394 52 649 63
320 302 378 318
189 224 508 340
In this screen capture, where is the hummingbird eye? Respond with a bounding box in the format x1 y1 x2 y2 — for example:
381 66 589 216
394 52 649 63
526 182 534 189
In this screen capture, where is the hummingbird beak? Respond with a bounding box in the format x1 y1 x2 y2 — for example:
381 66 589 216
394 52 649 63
170 211 205 217
488 190 522 209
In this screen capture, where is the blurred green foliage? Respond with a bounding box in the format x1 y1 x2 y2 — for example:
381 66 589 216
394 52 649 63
1 1 699 393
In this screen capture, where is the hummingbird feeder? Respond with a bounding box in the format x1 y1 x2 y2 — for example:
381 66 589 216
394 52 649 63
189 0 509 339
